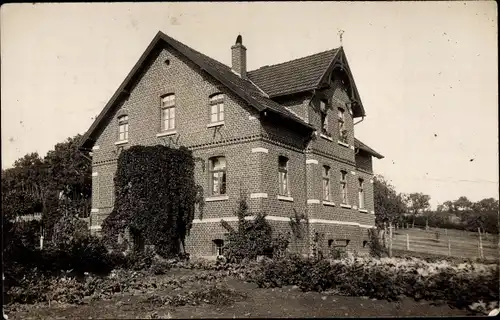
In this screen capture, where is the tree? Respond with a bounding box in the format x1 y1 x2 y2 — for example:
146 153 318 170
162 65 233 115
407 192 431 228
373 175 407 228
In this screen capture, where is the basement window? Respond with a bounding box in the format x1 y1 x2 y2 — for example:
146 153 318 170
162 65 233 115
213 239 224 256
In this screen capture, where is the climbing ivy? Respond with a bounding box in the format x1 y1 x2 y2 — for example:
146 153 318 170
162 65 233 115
101 145 197 258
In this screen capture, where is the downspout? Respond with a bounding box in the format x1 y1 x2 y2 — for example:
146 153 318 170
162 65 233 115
304 93 317 256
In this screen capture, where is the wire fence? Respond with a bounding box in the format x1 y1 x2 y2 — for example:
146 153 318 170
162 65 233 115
384 225 499 260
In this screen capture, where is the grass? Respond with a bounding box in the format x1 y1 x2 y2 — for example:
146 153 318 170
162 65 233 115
6 267 474 319
391 227 499 260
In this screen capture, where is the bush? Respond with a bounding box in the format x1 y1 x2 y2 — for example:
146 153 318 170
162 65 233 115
367 228 388 258
52 213 90 250
250 255 499 308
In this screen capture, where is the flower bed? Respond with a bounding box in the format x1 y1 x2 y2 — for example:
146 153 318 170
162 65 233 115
250 255 499 310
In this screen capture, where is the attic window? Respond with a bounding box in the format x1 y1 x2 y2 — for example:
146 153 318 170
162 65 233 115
320 100 330 137
164 59 170 66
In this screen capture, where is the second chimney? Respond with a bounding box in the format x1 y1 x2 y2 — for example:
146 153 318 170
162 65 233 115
231 35 247 78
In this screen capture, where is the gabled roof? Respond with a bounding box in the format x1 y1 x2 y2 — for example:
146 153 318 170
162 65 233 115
354 138 384 159
247 47 366 117
79 31 314 149
247 49 340 97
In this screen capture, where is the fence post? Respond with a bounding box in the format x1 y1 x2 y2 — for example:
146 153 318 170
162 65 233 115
406 233 410 251
389 222 393 257
448 239 451 256
478 227 484 259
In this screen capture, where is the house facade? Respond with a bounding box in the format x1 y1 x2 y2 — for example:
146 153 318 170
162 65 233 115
79 31 383 257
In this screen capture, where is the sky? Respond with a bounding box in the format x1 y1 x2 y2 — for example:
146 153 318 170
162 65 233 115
1 2 498 209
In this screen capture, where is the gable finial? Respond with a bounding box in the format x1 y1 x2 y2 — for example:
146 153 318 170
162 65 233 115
338 29 345 47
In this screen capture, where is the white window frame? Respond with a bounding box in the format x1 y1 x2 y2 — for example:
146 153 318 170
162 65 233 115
209 94 225 123
161 94 176 131
118 115 129 141
209 156 227 196
278 156 289 196
322 165 331 201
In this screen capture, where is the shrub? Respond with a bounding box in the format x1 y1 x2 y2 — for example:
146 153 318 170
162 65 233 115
367 228 388 258
52 213 90 250
250 255 499 309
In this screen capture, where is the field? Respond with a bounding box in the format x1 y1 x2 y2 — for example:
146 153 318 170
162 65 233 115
6 267 474 319
391 227 499 260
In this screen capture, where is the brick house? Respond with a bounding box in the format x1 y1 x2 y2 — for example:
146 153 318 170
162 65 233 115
79 31 383 257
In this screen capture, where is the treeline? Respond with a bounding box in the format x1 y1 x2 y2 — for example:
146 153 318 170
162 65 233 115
1 134 92 242
373 175 499 234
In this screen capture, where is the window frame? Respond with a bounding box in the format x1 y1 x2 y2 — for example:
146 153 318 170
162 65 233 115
340 170 348 205
160 94 176 131
322 165 331 201
213 239 224 256
338 107 347 143
358 178 365 209
209 93 225 123
117 115 129 141
320 100 330 136
278 156 289 196
209 156 227 196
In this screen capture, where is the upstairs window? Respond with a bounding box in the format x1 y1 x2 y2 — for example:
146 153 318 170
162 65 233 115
338 108 347 143
320 100 330 136
340 170 348 204
209 156 226 196
358 178 365 209
161 94 176 131
322 165 331 201
278 156 289 196
210 93 225 123
118 115 129 141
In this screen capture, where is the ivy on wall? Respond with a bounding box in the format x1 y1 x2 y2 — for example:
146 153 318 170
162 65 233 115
101 145 197 258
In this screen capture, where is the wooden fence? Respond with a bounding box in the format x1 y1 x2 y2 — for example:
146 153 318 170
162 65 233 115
382 224 499 260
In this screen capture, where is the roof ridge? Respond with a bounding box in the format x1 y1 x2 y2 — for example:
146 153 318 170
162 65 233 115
248 47 340 73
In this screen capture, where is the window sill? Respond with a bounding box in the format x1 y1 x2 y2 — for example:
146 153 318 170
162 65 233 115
359 209 368 213
205 195 229 202
115 140 129 145
337 141 349 148
322 201 336 207
340 203 352 209
320 133 333 141
277 195 294 202
156 130 177 137
207 121 225 128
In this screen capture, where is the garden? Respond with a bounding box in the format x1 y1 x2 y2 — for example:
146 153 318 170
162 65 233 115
3 144 499 318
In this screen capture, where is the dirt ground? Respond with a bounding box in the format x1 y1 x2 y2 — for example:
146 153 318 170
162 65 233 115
6 272 475 319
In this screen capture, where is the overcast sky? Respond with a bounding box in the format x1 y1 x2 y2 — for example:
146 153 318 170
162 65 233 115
1 2 498 208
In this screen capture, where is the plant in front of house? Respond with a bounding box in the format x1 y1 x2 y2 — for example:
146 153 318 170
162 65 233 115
101 145 197 259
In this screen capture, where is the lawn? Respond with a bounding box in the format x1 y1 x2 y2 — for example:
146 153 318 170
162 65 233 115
6 267 473 319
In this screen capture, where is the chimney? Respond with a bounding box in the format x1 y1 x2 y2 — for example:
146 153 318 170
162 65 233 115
231 35 247 78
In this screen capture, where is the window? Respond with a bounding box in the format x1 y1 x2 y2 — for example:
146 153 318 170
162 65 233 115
210 94 225 123
320 100 329 136
278 156 289 196
161 94 176 131
338 108 347 142
322 165 331 201
340 170 348 204
358 178 365 209
209 156 226 195
118 115 129 141
213 239 224 256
